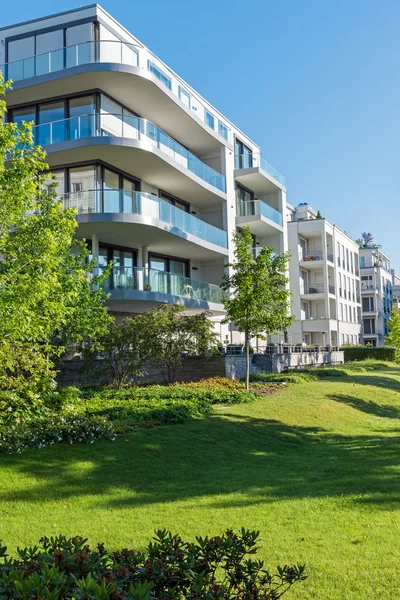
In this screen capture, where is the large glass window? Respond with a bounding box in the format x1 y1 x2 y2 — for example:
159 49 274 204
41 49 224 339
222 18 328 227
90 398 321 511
7 36 35 80
159 190 189 213
36 30 64 75
235 139 253 169
11 106 36 127
69 165 99 212
38 101 65 145
8 36 34 62
69 95 96 138
205 110 215 130
66 23 95 67
236 184 254 216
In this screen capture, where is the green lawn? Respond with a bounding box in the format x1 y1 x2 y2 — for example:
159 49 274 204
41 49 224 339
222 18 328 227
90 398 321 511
1 364 400 599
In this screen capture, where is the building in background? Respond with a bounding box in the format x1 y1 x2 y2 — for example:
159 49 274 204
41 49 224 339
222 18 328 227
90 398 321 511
0 5 287 343
392 270 400 312
359 247 392 346
286 203 361 346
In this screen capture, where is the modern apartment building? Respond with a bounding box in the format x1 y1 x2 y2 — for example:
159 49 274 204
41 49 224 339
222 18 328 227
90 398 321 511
359 246 392 346
0 5 287 341
392 270 400 313
286 203 361 346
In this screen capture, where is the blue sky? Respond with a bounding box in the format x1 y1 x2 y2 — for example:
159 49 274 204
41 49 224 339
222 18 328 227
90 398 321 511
2 0 400 269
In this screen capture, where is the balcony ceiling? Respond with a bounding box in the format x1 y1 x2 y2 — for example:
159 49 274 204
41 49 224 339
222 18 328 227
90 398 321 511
76 217 228 261
234 167 284 195
44 139 226 208
235 215 283 237
7 66 228 156
107 294 225 316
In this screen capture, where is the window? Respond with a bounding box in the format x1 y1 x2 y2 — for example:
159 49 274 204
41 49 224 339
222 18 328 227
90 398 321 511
38 101 65 145
337 242 340 266
178 86 191 108
235 139 253 169
353 307 356 322
360 256 366 268
339 273 342 297
236 184 255 216
363 319 376 335
11 106 36 127
346 248 350 271
218 120 228 140
342 245 345 268
159 190 190 213
205 110 215 130
148 60 171 89
340 303 343 321
345 305 348 321
351 252 354 274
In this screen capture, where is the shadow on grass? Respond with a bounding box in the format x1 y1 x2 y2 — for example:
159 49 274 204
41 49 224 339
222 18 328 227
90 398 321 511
1 409 400 510
328 394 400 419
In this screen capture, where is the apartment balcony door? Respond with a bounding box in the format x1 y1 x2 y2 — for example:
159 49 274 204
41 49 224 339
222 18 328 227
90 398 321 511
299 270 308 295
150 256 188 296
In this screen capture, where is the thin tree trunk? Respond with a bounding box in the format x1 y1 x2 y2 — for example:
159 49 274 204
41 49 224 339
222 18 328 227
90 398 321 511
245 331 250 391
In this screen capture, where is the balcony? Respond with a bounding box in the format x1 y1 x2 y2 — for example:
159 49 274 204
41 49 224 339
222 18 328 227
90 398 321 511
234 152 286 194
300 284 335 298
95 266 226 311
64 189 228 260
236 199 283 236
32 114 226 197
1 40 232 149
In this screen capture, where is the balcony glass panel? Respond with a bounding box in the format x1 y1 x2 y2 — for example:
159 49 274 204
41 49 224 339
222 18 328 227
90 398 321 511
31 113 226 192
63 189 228 248
237 199 283 226
95 266 225 304
1 39 230 142
235 151 286 186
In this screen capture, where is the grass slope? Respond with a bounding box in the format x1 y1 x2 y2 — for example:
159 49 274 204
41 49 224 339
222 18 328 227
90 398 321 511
1 364 400 599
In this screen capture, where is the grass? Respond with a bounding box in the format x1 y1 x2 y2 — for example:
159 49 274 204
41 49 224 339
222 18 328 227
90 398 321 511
1 362 400 598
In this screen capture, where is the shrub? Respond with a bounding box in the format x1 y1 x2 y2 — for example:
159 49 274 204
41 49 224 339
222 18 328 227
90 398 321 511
0 530 306 599
250 372 317 384
0 415 115 454
340 345 396 362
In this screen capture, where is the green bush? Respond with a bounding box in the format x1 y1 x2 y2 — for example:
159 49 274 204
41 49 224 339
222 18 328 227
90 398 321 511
0 530 306 599
0 415 114 454
340 345 396 362
249 372 317 384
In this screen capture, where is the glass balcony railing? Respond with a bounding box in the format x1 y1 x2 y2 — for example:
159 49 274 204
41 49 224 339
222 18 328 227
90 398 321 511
235 152 286 187
0 40 232 143
31 113 226 192
236 199 283 226
64 189 228 248
94 266 226 304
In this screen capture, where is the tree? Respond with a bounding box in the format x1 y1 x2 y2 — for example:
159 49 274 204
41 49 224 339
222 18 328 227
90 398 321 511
361 232 374 247
83 317 152 388
355 238 363 248
0 77 111 393
141 304 218 383
385 305 400 362
316 210 322 218
221 225 293 389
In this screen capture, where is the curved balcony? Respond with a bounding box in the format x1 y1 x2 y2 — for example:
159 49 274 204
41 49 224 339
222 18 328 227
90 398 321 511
96 266 226 313
1 40 232 149
32 113 226 197
64 189 228 259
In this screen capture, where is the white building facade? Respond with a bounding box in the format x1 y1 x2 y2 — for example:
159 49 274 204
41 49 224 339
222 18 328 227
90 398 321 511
286 203 361 346
0 5 287 342
360 247 392 346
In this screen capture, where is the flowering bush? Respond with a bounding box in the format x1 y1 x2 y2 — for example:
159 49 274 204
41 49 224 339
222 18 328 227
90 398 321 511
0 415 115 454
0 529 306 599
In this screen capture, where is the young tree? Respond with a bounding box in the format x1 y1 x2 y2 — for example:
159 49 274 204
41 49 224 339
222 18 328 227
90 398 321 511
142 304 218 383
385 305 400 362
221 225 293 389
0 78 111 391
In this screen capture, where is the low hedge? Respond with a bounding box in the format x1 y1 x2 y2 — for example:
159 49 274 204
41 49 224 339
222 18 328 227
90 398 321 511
0 530 306 599
340 345 396 362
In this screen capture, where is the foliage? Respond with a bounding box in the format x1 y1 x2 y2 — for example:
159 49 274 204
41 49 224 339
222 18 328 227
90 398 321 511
250 372 317 384
0 530 306 599
385 306 400 362
0 78 111 394
221 225 293 389
83 317 152 388
78 384 258 433
340 345 396 362
139 305 218 383
361 231 374 246
316 210 322 218
0 415 114 454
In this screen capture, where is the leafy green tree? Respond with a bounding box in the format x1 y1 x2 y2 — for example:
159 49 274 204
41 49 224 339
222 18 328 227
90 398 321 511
0 78 111 392
83 317 152 388
141 305 218 383
221 225 293 389
385 305 400 362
